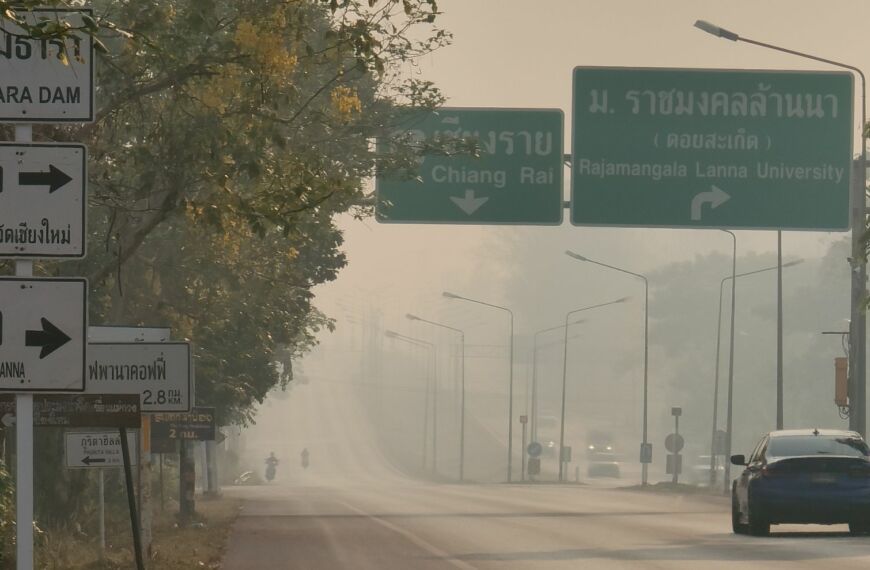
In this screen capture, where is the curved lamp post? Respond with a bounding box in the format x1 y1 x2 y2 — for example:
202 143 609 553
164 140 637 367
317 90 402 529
566 250 650 484
708 258 802 487
385 330 437 472
442 292 515 482
406 313 466 481
694 18 868 449
556 296 629 482
531 319 585 445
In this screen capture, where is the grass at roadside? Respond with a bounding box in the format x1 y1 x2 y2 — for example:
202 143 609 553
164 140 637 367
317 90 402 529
26 496 241 570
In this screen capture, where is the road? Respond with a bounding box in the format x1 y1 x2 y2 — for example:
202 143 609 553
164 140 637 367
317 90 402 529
221 481 870 569
225 355 870 569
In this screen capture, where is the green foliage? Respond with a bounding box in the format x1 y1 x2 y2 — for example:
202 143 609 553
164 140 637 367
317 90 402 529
4 0 450 423
0 0 452 540
0 459 13 565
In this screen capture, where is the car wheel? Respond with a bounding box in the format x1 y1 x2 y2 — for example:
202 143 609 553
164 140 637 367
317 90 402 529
849 522 870 536
731 490 747 534
747 489 770 537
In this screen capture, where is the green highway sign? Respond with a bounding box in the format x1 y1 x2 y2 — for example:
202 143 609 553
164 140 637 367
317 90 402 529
376 108 564 225
571 67 853 230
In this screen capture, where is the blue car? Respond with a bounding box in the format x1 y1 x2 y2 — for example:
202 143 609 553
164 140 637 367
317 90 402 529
731 429 870 536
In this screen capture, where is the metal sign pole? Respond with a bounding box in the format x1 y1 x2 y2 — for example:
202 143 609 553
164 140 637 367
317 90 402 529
98 468 106 557
15 123 34 570
120 426 145 570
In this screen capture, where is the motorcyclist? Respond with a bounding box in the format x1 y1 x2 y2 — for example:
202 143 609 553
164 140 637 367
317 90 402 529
301 447 310 469
265 451 279 481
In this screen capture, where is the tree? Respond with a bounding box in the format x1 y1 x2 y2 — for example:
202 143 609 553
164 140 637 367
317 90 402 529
0 0 451 421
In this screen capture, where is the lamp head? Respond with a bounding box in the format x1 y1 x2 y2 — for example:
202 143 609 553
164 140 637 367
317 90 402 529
384 330 398 338
614 296 630 304
442 291 461 299
693 20 739 41
565 250 588 262
405 313 419 321
783 259 804 268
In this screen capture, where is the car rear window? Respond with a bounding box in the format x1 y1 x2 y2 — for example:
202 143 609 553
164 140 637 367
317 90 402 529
767 435 870 458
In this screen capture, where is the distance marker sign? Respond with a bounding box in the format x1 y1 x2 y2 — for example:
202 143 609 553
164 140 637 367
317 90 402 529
571 67 853 230
376 108 564 225
0 277 87 392
65 430 138 469
86 342 192 412
0 142 86 257
0 9 94 122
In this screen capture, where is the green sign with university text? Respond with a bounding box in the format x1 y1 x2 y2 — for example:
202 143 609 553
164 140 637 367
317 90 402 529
571 67 853 230
376 108 564 225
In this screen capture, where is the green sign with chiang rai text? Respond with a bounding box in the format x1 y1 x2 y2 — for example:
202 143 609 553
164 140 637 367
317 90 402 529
571 67 853 230
376 108 564 225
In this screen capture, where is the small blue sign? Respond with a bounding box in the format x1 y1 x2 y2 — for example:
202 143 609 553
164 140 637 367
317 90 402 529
527 441 543 458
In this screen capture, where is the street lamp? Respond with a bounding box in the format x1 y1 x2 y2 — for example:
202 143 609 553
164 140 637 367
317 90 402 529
693 19 868 440
385 330 437 472
442 291 515 483
406 313 466 481
531 319 585 446
556 296 629 482
565 250 651 485
708 257 803 488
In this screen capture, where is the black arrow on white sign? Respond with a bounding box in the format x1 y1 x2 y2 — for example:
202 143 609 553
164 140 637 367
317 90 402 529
81 456 106 466
25 318 72 359
19 165 73 193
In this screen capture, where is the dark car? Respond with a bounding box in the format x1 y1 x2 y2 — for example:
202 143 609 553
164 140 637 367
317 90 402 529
731 429 870 536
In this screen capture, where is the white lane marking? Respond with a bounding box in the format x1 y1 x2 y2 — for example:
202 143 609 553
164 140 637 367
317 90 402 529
335 498 478 570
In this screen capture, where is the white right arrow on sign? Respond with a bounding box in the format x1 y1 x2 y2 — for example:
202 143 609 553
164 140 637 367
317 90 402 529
450 189 489 215
691 185 731 221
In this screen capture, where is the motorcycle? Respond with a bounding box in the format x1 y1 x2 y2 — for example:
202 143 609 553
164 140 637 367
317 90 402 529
265 454 279 482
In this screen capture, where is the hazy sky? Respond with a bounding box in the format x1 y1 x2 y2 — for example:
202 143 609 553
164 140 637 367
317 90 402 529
314 0 866 334
272 1 870 474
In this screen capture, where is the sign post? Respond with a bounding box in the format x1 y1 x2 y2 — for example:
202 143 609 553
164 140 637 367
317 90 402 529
0 394 140 427
0 10 95 123
571 67 853 230
65 430 138 469
377 108 564 225
0 142 87 257
0 10 95 567
86 342 193 412
520 415 528 481
0 277 87 392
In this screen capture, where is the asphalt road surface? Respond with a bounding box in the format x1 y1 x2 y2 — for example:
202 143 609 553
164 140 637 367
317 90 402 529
221 481 870 569
226 360 870 569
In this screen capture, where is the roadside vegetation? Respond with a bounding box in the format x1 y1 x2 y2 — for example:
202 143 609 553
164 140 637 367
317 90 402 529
0 0 450 566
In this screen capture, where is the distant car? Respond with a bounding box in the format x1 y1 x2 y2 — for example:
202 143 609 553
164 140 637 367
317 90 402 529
537 415 560 457
585 430 620 478
586 430 615 458
731 429 870 536
587 451 621 478
687 454 726 486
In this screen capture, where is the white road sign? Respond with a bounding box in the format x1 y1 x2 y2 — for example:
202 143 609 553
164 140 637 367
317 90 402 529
0 9 94 122
0 277 87 392
86 343 192 412
65 430 138 469
0 142 86 258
